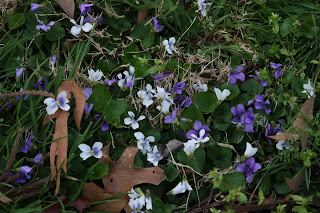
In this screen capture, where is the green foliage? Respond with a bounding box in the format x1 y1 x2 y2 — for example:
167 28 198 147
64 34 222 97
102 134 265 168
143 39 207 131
6 13 25 30
195 92 218 113
88 163 109 181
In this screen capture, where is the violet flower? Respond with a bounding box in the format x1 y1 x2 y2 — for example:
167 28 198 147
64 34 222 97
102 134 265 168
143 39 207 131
186 120 210 140
30 3 41 11
265 123 282 144
79 3 94 15
174 95 192 108
84 15 92 23
49 55 57 65
152 16 164 32
151 73 172 80
32 78 48 91
231 104 255 133
229 66 245 84
249 70 267 87
270 62 282 69
101 123 109 131
94 17 103 23
254 95 271 114
36 20 55 32
16 68 24 78
173 82 185 94
15 166 32 183
102 78 117 86
34 153 44 165
164 108 178 124
84 103 94 114
83 87 92 100
236 157 261 183
19 135 34 153
16 88 29 101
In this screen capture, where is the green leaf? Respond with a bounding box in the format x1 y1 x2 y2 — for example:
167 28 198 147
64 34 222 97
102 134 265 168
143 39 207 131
142 32 155 48
240 79 264 95
237 192 247 203
208 145 232 168
45 22 65 41
218 172 245 192
212 103 232 131
6 13 25 30
152 199 176 213
280 18 294 37
274 182 291 194
103 99 128 125
195 92 218 113
291 195 304 202
221 84 240 100
91 84 112 112
177 150 188 164
190 147 205 173
88 163 109 181
292 206 308 213
122 44 139 63
164 163 179 182
182 103 205 124
166 59 179 70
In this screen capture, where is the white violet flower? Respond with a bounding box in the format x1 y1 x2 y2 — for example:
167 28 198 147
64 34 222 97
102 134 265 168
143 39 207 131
147 145 163 166
196 0 212 17
124 111 146 130
193 80 208 92
244 142 258 157
302 80 315 98
276 140 290 150
78 142 103 160
214 88 231 101
137 84 155 107
134 132 155 155
168 178 192 195
44 91 70 115
155 86 174 113
88 69 103 82
117 66 138 88
163 37 178 54
70 16 93 36
190 129 210 144
129 198 144 212
183 140 200 156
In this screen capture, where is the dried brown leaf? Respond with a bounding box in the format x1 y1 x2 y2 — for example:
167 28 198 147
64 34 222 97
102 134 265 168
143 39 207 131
54 0 75 18
81 182 128 212
284 169 305 192
70 198 91 212
100 144 165 194
138 10 150 23
0 191 12 203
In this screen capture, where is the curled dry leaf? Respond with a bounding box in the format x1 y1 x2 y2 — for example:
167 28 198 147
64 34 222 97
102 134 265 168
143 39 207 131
81 144 165 212
81 182 128 213
0 191 12 203
44 80 86 195
54 0 75 18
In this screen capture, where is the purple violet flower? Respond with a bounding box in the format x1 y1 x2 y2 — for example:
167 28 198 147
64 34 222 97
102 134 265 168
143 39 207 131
270 62 282 69
236 157 261 183
49 55 57 65
265 123 282 144
231 104 255 133
272 69 283 79
32 78 48 91
15 166 33 184
173 82 185 94
79 3 94 15
83 15 92 23
249 70 267 87
254 95 271 114
101 123 110 131
152 16 164 32
186 120 211 140
16 88 29 101
19 135 34 153
229 66 245 84
83 87 92 100
16 68 24 78
36 20 55 32
164 108 178 124
174 95 192 108
151 73 172 84
94 17 103 23
84 103 94 114
101 78 117 86
34 153 44 165
30 3 41 11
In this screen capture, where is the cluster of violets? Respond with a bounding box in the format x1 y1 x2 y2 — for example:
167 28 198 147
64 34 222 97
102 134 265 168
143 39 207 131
128 188 152 212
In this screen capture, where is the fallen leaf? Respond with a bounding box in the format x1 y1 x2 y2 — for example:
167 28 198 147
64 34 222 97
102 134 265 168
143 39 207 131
269 96 314 148
70 198 91 212
81 182 127 212
100 144 165 194
54 0 75 18
284 169 305 192
44 80 86 195
0 191 12 203
158 139 183 158
138 10 150 23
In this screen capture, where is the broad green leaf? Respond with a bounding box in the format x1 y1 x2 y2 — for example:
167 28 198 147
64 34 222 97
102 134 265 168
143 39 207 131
91 84 112 112
6 13 25 30
240 79 264 95
103 99 128 125
195 92 218 113
212 103 232 131
152 199 176 213
88 163 109 181
208 145 232 168
218 172 245 192
45 22 65 41
164 163 179 182
182 103 205 123
190 147 206 173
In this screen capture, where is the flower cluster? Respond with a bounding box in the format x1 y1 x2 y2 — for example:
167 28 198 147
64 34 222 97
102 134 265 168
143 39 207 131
128 188 152 212
168 177 193 195
231 104 255 132
118 66 139 89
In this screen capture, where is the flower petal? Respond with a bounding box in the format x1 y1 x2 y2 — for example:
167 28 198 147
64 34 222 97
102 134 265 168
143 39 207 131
82 23 93 32
92 142 103 150
80 152 91 160
71 25 81 36
78 144 91 152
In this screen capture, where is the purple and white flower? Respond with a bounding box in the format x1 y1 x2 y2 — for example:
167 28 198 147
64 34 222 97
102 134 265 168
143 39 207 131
124 111 146 130
276 138 290 151
186 120 211 140
196 0 212 17
168 178 192 195
30 3 41 11
34 153 44 165
229 66 245 84
147 145 163 166
70 16 93 36
155 86 174 113
193 80 208 92
118 66 138 88
163 37 178 54
88 69 103 82
83 87 93 100
36 20 55 32
44 91 70 115
137 84 155 107
49 54 57 66
302 80 315 98
16 68 24 78
79 3 94 15
244 142 257 158
236 157 261 183
15 166 33 184
78 142 103 160
134 132 155 155
183 140 200 156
